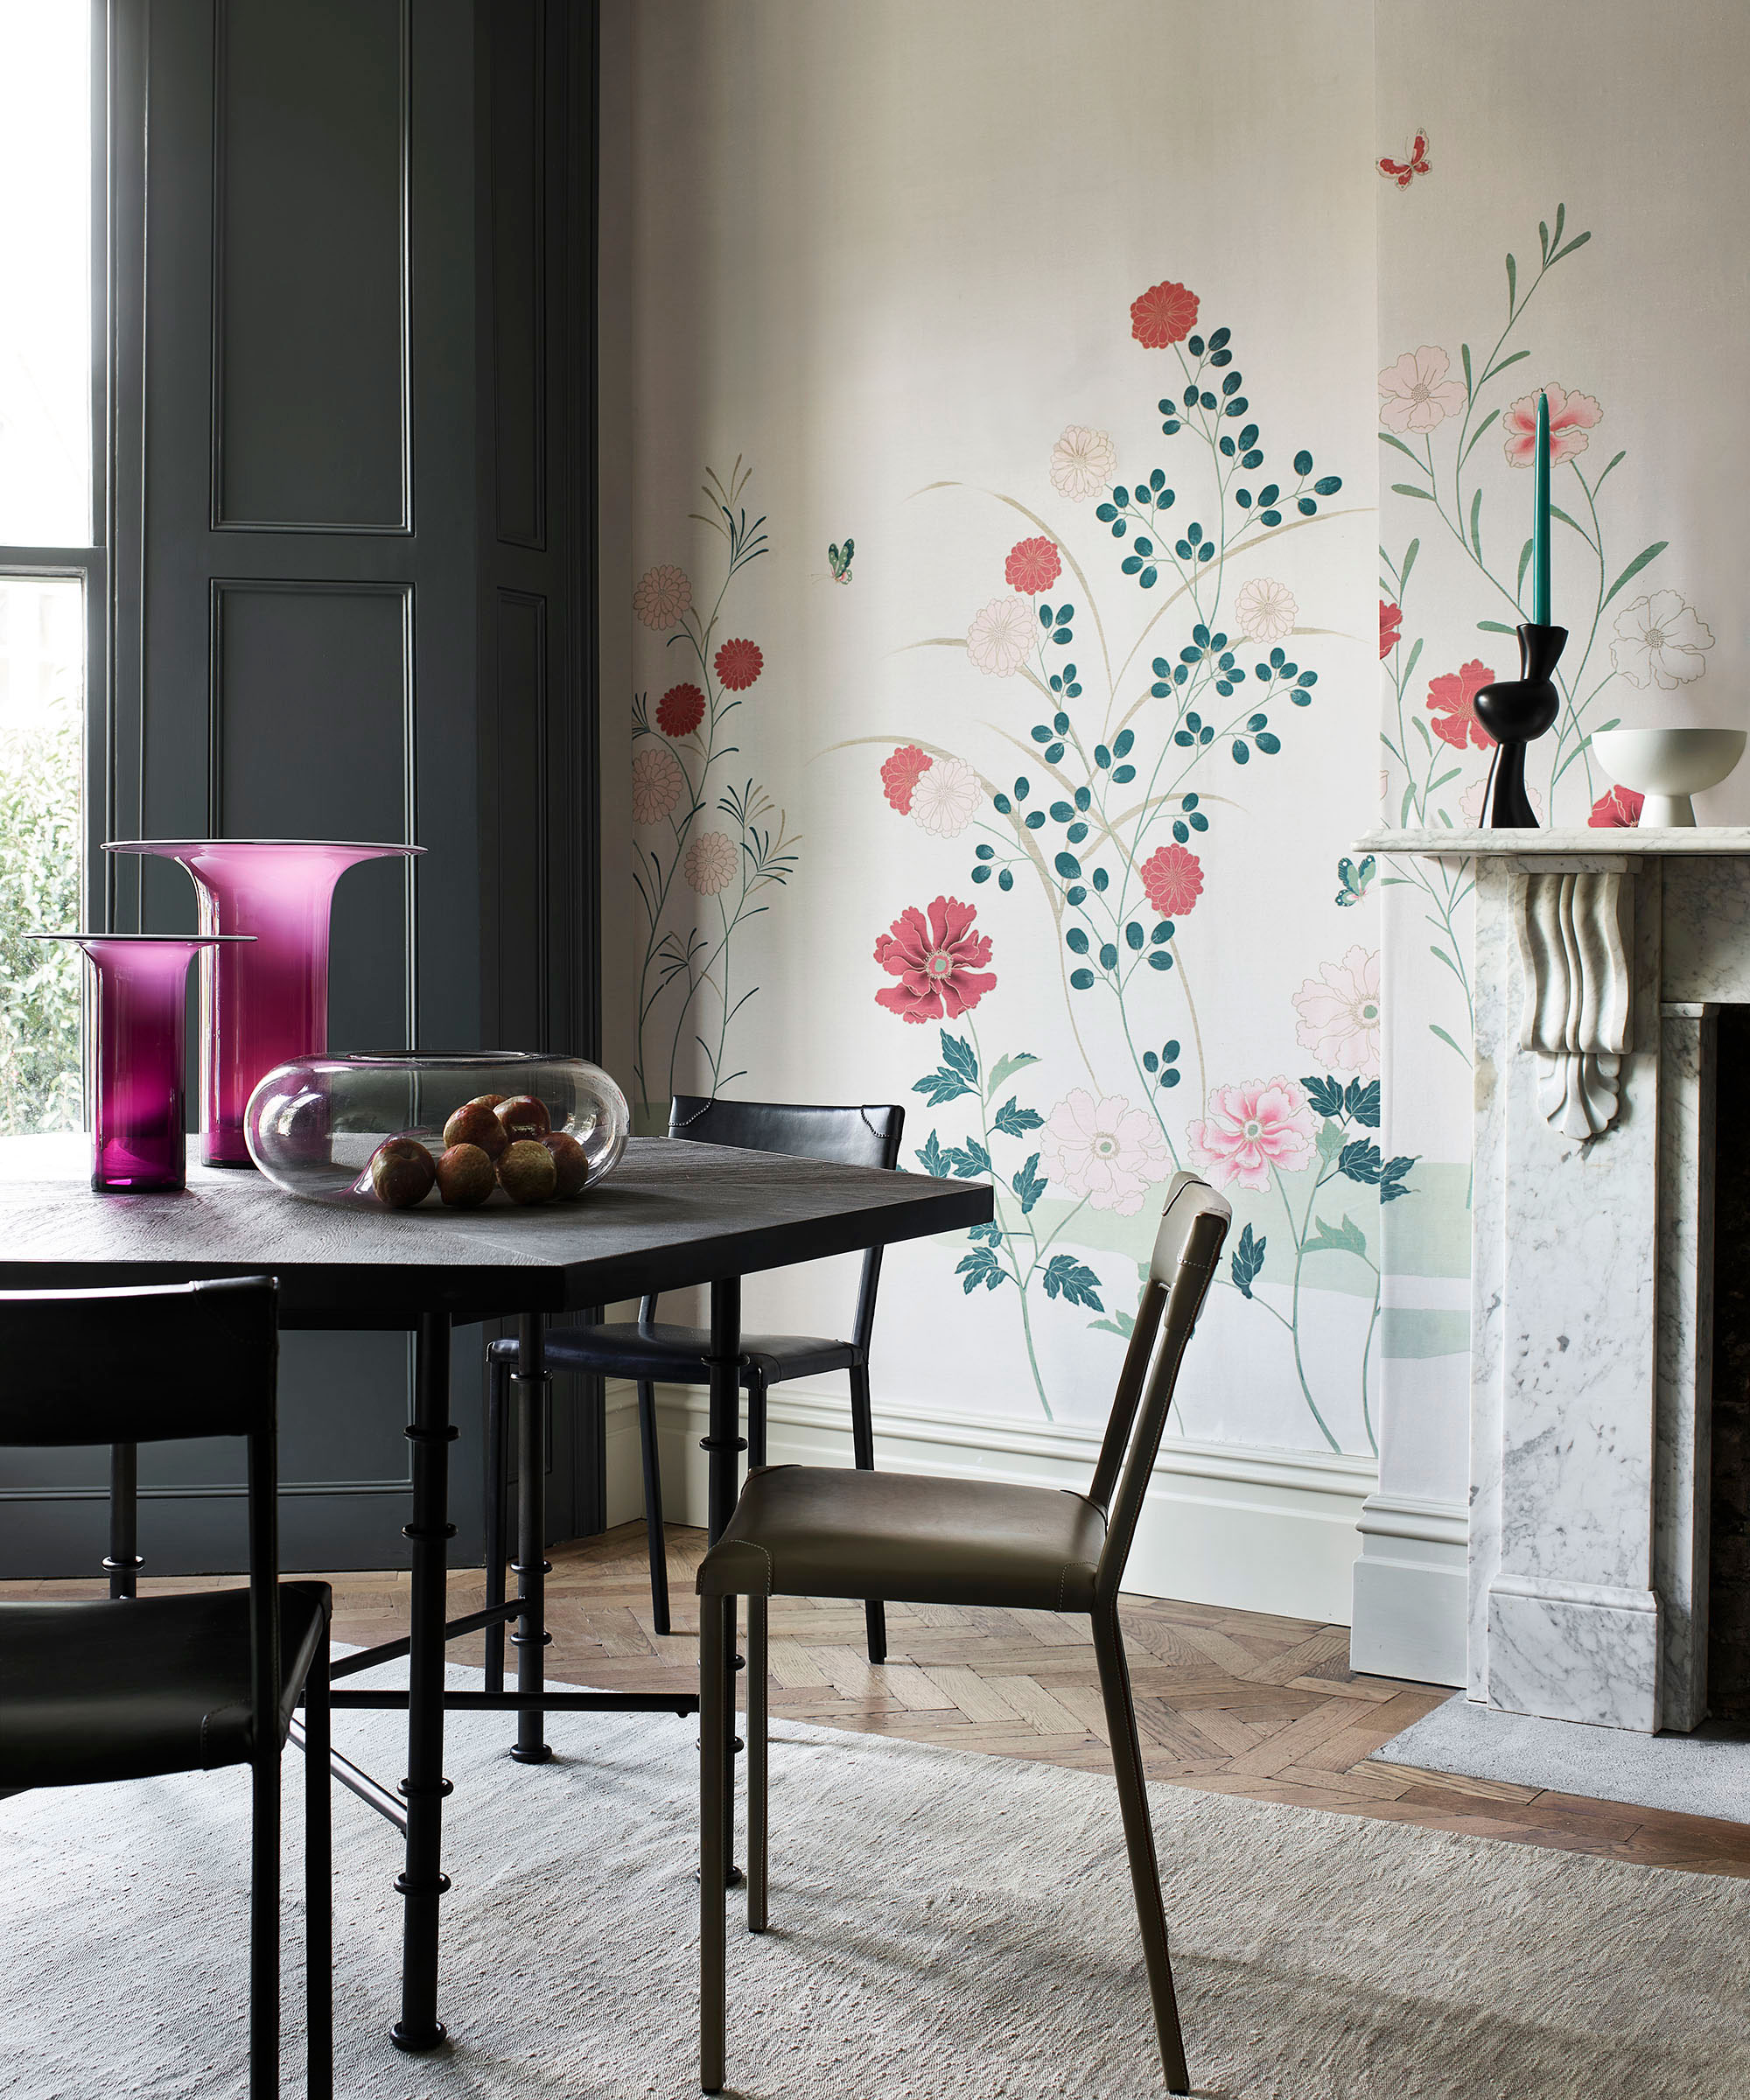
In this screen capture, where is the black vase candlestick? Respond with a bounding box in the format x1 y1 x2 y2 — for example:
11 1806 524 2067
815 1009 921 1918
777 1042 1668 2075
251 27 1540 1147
1473 622 1566 829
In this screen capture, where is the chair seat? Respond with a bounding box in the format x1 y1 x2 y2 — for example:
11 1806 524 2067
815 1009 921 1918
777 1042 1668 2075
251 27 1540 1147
0 1582 330 1789
697 1465 1108 1614
489 1321 860 1386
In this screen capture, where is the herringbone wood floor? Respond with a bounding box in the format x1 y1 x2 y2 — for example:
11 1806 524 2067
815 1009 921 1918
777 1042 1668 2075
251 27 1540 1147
12 1522 1750 1878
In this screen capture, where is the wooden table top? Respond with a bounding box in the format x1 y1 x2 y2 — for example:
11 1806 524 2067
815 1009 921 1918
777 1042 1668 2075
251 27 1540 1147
0 1134 993 1326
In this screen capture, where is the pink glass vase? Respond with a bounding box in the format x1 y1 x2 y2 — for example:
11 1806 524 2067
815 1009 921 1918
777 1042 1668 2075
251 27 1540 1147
32 934 253 1193
102 841 423 1167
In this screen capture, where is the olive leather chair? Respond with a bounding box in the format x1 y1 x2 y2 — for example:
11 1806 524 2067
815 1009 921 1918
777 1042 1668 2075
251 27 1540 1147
484 1095 904 1671
696 1172 1231 2096
0 1278 333 2100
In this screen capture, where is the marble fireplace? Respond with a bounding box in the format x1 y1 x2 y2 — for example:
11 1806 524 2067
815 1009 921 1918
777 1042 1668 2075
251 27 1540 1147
1370 830 1750 1735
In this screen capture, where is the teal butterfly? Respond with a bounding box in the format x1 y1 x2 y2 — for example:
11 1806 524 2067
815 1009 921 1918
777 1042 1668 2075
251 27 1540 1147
828 537 855 584
1334 853 1376 908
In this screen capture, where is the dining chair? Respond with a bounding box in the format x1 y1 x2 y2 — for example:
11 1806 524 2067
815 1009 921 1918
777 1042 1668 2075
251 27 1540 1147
696 1172 1231 2096
483 1095 904 1670
0 1278 333 2100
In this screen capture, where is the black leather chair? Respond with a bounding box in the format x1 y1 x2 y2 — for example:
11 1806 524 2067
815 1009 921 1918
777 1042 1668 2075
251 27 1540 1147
0 1278 333 2100
484 1096 904 1669
696 1173 1231 2096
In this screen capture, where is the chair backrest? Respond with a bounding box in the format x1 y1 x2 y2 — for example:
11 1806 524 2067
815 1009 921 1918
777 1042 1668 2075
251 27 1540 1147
1088 1173 1230 1606
0 1277 282 1750
659 1097 906 1353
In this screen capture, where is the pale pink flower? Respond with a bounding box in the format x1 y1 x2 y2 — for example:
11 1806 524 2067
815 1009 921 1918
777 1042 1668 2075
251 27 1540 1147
1186 1078 1316 1193
633 563 691 630
631 744 684 825
966 595 1035 677
1292 948 1382 1075
1377 346 1466 435
684 830 738 895
1609 590 1713 690
1050 424 1117 501
1040 1090 1172 1215
1502 382 1602 468
1459 775 1544 826
909 755 981 838
1235 578 1298 642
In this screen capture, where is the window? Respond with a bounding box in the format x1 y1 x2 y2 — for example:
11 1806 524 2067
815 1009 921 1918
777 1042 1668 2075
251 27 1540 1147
0 0 96 1133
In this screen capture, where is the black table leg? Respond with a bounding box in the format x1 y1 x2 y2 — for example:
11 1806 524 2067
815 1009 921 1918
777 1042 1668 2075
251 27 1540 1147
392 1311 455 2054
104 1442 142 1600
704 1277 744 1887
512 1312 553 1763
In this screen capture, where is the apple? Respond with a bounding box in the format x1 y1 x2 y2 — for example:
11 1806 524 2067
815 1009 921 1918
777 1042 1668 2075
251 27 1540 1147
542 1130 590 1199
498 1138 557 1205
435 1143 495 1208
443 1100 508 1160
495 1095 551 1140
369 1136 436 1209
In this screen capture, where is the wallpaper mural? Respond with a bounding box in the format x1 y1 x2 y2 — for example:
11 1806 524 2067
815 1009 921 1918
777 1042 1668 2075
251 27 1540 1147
631 270 1390 1454
631 462 801 1127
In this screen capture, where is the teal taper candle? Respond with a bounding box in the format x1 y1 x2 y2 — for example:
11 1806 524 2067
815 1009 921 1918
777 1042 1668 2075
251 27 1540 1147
1531 390 1550 626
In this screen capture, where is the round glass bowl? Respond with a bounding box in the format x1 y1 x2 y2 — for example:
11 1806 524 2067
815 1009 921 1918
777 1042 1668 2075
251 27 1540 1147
243 1053 629 1210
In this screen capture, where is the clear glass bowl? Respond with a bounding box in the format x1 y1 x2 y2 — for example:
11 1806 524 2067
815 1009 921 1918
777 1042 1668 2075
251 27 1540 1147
243 1052 629 1210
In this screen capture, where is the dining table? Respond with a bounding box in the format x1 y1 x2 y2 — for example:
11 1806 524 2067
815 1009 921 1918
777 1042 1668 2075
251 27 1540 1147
0 1130 992 2051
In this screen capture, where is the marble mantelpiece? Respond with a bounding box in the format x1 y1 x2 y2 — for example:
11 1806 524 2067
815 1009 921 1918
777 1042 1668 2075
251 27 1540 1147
1363 829 1750 1733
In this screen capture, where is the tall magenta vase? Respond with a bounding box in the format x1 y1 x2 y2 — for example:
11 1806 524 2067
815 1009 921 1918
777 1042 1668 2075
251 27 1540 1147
32 934 253 1193
103 840 423 1167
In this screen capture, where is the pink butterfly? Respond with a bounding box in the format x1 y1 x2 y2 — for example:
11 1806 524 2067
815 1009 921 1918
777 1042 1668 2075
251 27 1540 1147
1378 128 1432 189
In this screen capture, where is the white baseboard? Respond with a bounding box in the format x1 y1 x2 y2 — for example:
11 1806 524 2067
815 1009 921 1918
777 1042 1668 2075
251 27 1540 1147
1349 1493 1468 1686
603 1379 1376 1626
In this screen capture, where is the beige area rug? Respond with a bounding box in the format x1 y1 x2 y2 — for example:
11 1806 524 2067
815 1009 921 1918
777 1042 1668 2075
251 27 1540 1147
3 1662 1747 2099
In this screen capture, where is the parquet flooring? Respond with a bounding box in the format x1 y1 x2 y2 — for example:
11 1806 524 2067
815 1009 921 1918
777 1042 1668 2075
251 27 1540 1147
13 1521 1750 1880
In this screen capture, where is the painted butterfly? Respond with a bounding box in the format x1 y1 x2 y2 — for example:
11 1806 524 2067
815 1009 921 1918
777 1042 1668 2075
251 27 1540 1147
828 537 855 584
1334 854 1376 909
1377 128 1431 189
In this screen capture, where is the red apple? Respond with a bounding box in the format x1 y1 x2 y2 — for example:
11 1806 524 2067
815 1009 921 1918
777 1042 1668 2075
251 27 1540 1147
369 1136 436 1209
498 1138 557 1205
443 1100 508 1160
495 1095 551 1140
435 1143 495 1208
542 1130 590 1199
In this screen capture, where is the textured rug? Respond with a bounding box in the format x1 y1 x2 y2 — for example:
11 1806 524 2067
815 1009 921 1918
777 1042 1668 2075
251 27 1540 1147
4 1662 1749 2099
1372 1690 1750 1824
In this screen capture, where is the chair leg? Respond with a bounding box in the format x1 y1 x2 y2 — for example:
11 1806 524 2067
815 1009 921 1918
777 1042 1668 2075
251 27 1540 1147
700 1592 730 2093
637 1380 672 1635
1093 1606 1189 2095
746 1369 767 1471
484 1354 509 1693
304 1625 333 2100
848 1365 886 1665
249 1746 282 2100
746 1592 768 1933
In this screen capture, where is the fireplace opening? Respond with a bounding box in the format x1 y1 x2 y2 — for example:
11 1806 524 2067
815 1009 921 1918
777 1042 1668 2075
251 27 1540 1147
1708 1004 1750 1726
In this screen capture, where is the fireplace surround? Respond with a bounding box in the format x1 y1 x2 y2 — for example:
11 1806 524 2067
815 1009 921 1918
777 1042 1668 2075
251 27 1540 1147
1367 829 1750 1734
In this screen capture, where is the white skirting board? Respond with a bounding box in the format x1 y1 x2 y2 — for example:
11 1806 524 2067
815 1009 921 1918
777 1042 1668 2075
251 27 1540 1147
599 1379 1377 1627
1349 1493 1469 1688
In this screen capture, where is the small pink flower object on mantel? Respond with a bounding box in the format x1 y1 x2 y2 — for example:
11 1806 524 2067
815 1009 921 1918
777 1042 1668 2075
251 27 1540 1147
872 895 996 1025
1186 1077 1317 1194
1503 382 1601 468
1589 783 1644 828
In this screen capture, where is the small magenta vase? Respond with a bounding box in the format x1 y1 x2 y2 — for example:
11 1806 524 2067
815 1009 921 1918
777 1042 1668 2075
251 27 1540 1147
32 934 253 1193
103 840 423 1167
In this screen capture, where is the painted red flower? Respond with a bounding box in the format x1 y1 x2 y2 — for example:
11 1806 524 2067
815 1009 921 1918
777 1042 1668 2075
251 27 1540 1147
1004 536 1061 596
873 895 996 1025
1589 784 1643 829
1380 600 1403 659
1139 843 1203 919
714 638 764 691
655 682 705 738
1130 278 1200 349
1425 659 1496 751
881 745 933 815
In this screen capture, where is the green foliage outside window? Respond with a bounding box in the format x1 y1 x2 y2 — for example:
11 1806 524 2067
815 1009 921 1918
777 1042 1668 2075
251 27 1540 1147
0 700 81 1133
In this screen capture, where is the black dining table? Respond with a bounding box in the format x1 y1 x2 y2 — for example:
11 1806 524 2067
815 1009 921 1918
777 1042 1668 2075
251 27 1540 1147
0 1130 991 2050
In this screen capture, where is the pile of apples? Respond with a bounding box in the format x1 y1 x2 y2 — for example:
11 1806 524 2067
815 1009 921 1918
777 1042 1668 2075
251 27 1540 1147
368 1093 589 1210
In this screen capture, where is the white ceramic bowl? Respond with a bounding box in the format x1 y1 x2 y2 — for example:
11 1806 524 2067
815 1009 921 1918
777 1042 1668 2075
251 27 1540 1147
1589 727 1746 826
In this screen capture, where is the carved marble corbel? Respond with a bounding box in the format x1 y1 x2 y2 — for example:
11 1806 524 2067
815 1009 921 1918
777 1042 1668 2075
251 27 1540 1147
1513 869 1634 1139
